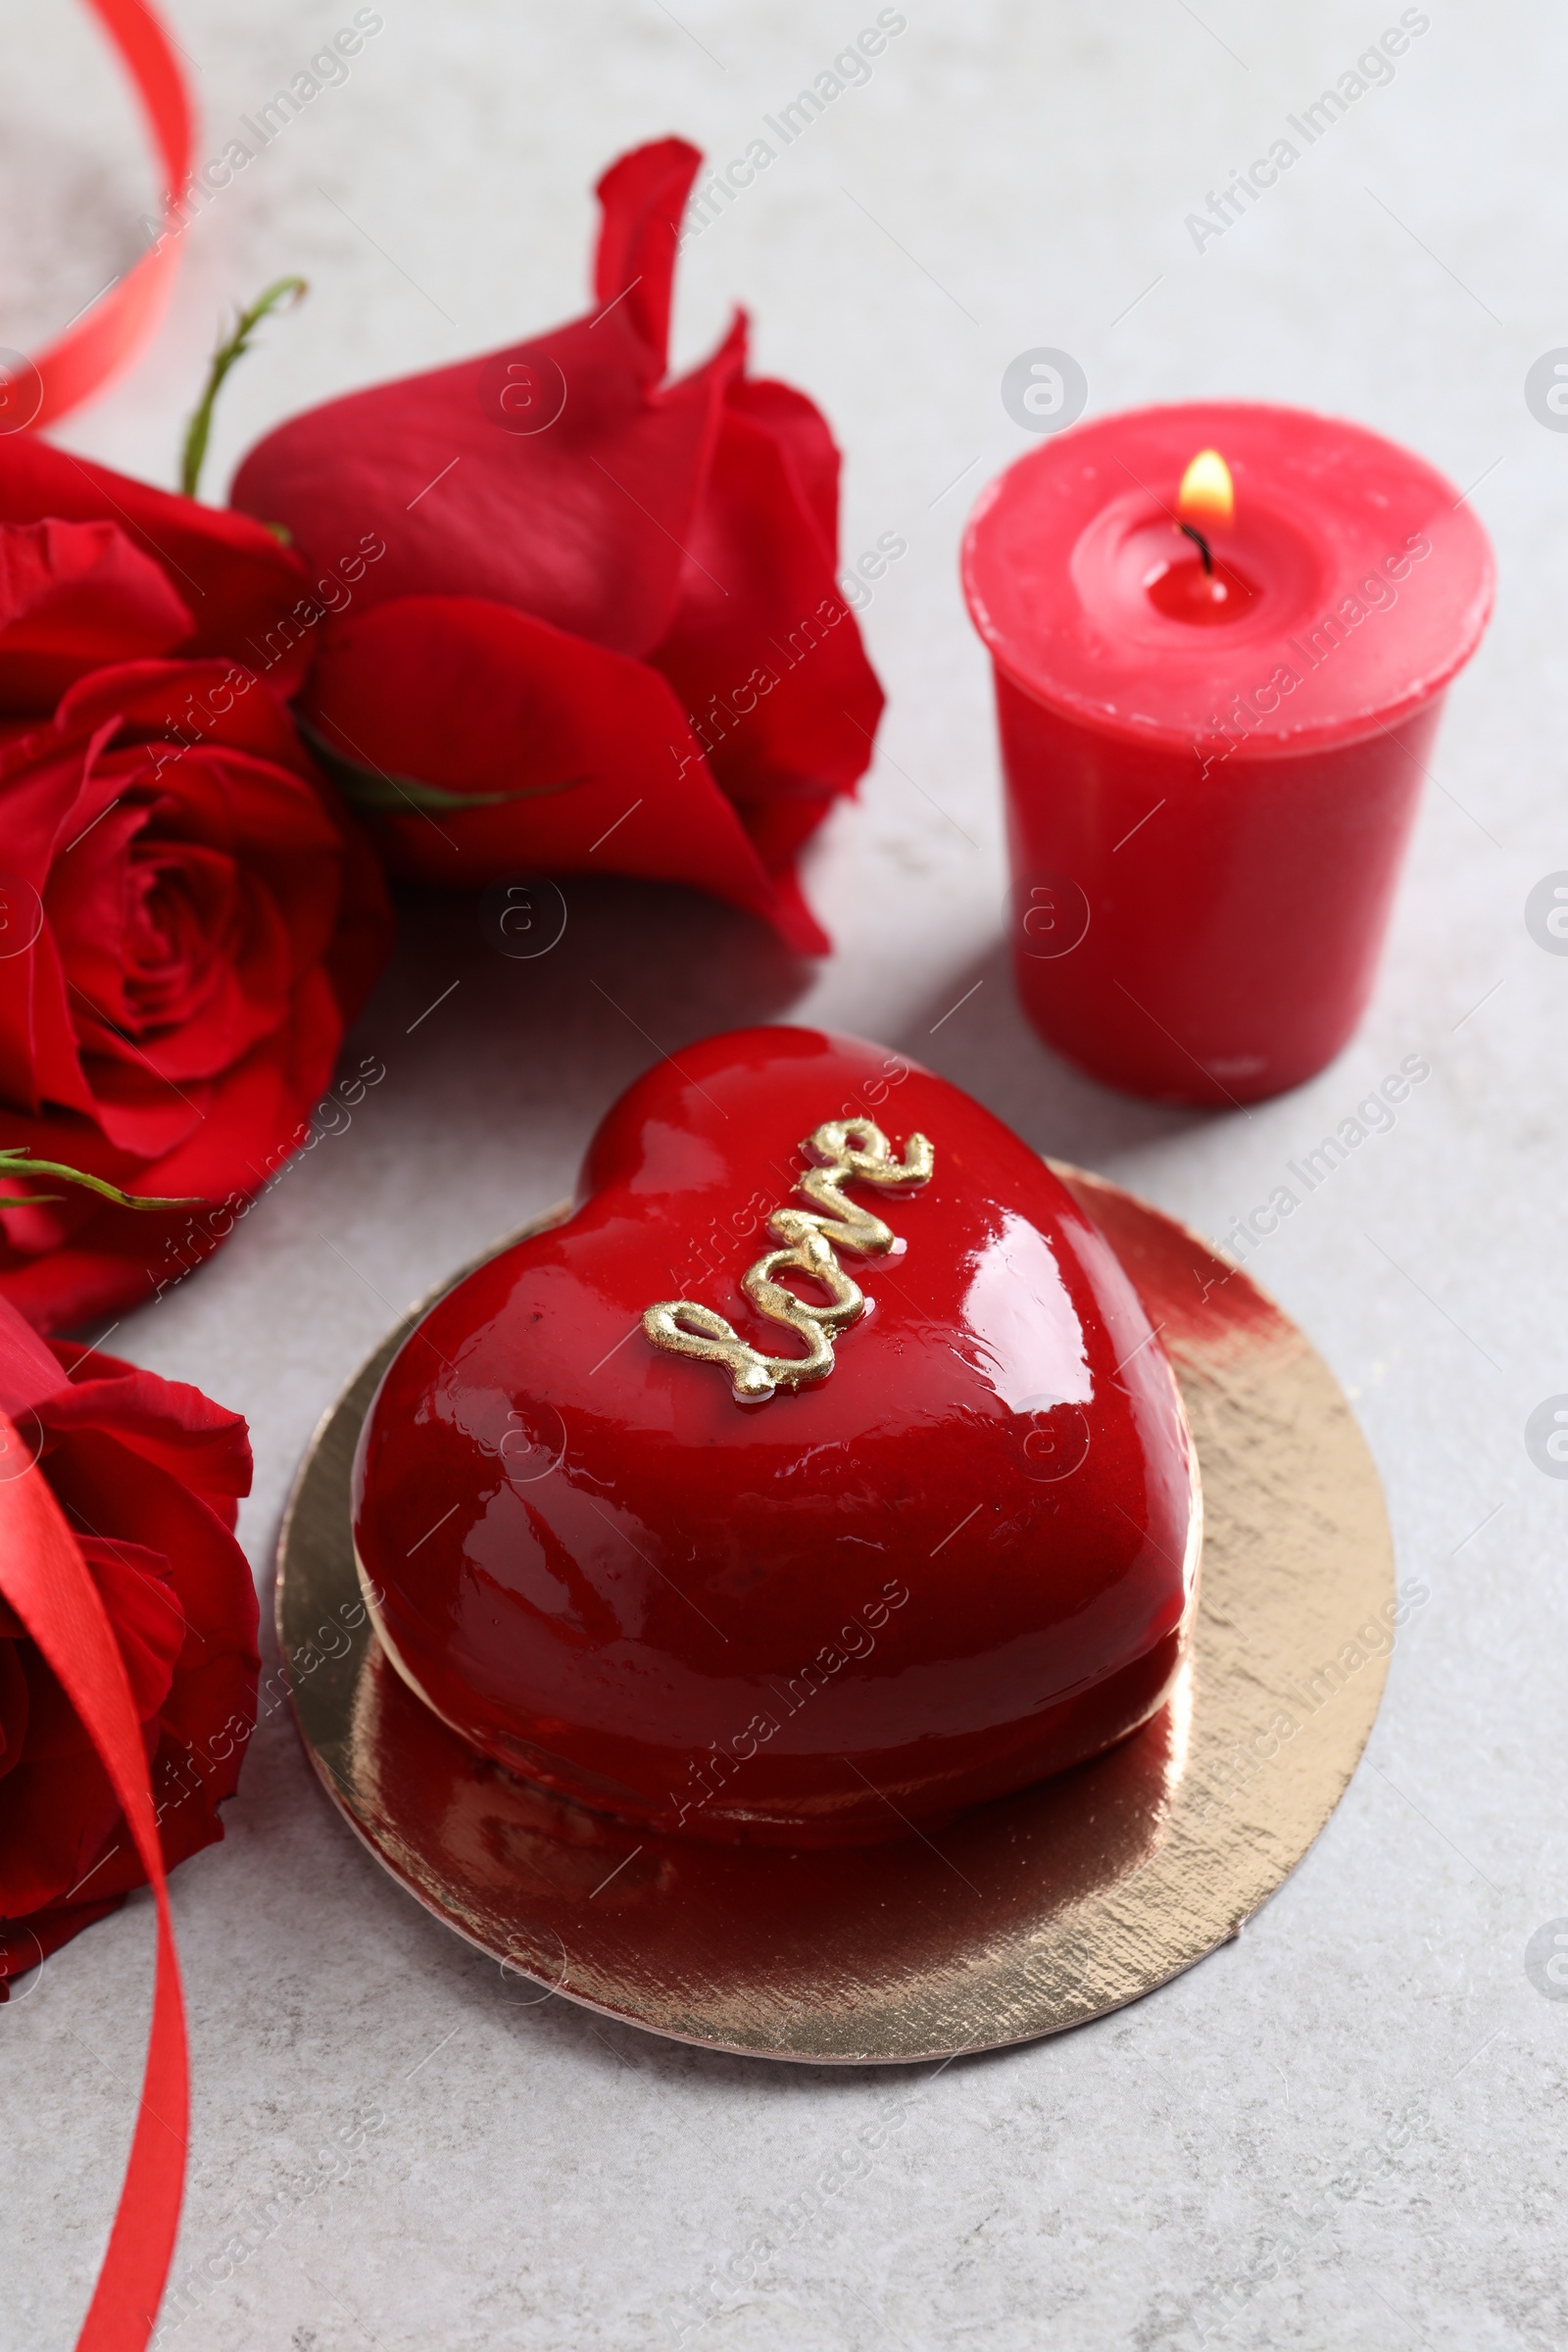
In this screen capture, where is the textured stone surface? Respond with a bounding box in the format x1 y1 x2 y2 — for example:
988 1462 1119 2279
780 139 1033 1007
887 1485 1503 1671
1 0 1563 2344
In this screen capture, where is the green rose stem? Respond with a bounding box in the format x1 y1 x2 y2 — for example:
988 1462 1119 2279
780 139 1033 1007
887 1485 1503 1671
0 1148 206 1213
179 274 308 503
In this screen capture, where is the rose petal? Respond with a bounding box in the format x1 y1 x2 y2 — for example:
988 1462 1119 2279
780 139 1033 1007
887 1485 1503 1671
0 518 193 714
591 137 702 372
0 437 315 697
0 1740 123 1917
299 594 829 951
74 1536 187 1728
726 377 843 566
649 402 885 865
42 1431 256 1677
0 715 118 1119
39 1352 252 1520
58 654 320 771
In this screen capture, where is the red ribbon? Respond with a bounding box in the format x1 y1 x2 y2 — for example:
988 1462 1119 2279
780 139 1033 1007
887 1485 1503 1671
0 1413 188 2351
20 0 192 431
5 13 201 2339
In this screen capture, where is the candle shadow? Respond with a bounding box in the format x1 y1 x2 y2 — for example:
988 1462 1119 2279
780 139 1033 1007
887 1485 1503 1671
901 942 1223 1166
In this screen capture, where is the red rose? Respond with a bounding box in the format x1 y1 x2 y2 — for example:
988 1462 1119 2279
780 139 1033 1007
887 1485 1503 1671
230 139 884 956
0 654 391 1333
0 1294 258 1992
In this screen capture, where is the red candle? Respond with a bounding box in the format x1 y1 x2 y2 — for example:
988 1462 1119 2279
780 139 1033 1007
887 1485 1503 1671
961 402 1494 1103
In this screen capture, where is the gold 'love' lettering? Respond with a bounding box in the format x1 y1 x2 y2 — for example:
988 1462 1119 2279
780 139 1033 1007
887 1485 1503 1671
642 1118 934 1403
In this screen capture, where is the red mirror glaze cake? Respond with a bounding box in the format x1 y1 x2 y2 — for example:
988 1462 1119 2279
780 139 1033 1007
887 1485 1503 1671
352 1027 1200 1844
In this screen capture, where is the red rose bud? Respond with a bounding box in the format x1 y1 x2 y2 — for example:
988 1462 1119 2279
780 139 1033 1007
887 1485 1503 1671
0 657 391 1333
0 1296 259 1992
230 138 885 955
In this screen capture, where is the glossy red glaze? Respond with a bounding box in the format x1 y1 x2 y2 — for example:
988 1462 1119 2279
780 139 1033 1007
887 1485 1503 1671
963 401 1494 1103
352 1028 1199 1845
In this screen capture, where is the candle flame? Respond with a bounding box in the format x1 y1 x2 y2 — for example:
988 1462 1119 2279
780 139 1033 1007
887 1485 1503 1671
1176 448 1234 532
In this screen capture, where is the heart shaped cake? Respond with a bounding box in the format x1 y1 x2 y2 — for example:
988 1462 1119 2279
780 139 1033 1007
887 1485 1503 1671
352 1027 1200 1845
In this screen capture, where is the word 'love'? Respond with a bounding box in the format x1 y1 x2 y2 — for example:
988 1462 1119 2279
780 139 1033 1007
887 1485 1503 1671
642 1118 934 1402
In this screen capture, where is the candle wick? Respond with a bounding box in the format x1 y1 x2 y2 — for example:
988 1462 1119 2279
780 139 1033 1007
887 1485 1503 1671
1178 520 1214 576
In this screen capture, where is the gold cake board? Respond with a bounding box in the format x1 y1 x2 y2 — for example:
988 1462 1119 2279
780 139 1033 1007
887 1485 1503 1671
274 1166 1393 2064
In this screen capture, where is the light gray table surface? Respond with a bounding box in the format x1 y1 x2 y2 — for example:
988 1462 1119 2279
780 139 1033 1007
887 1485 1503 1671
3 1 1564 2344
